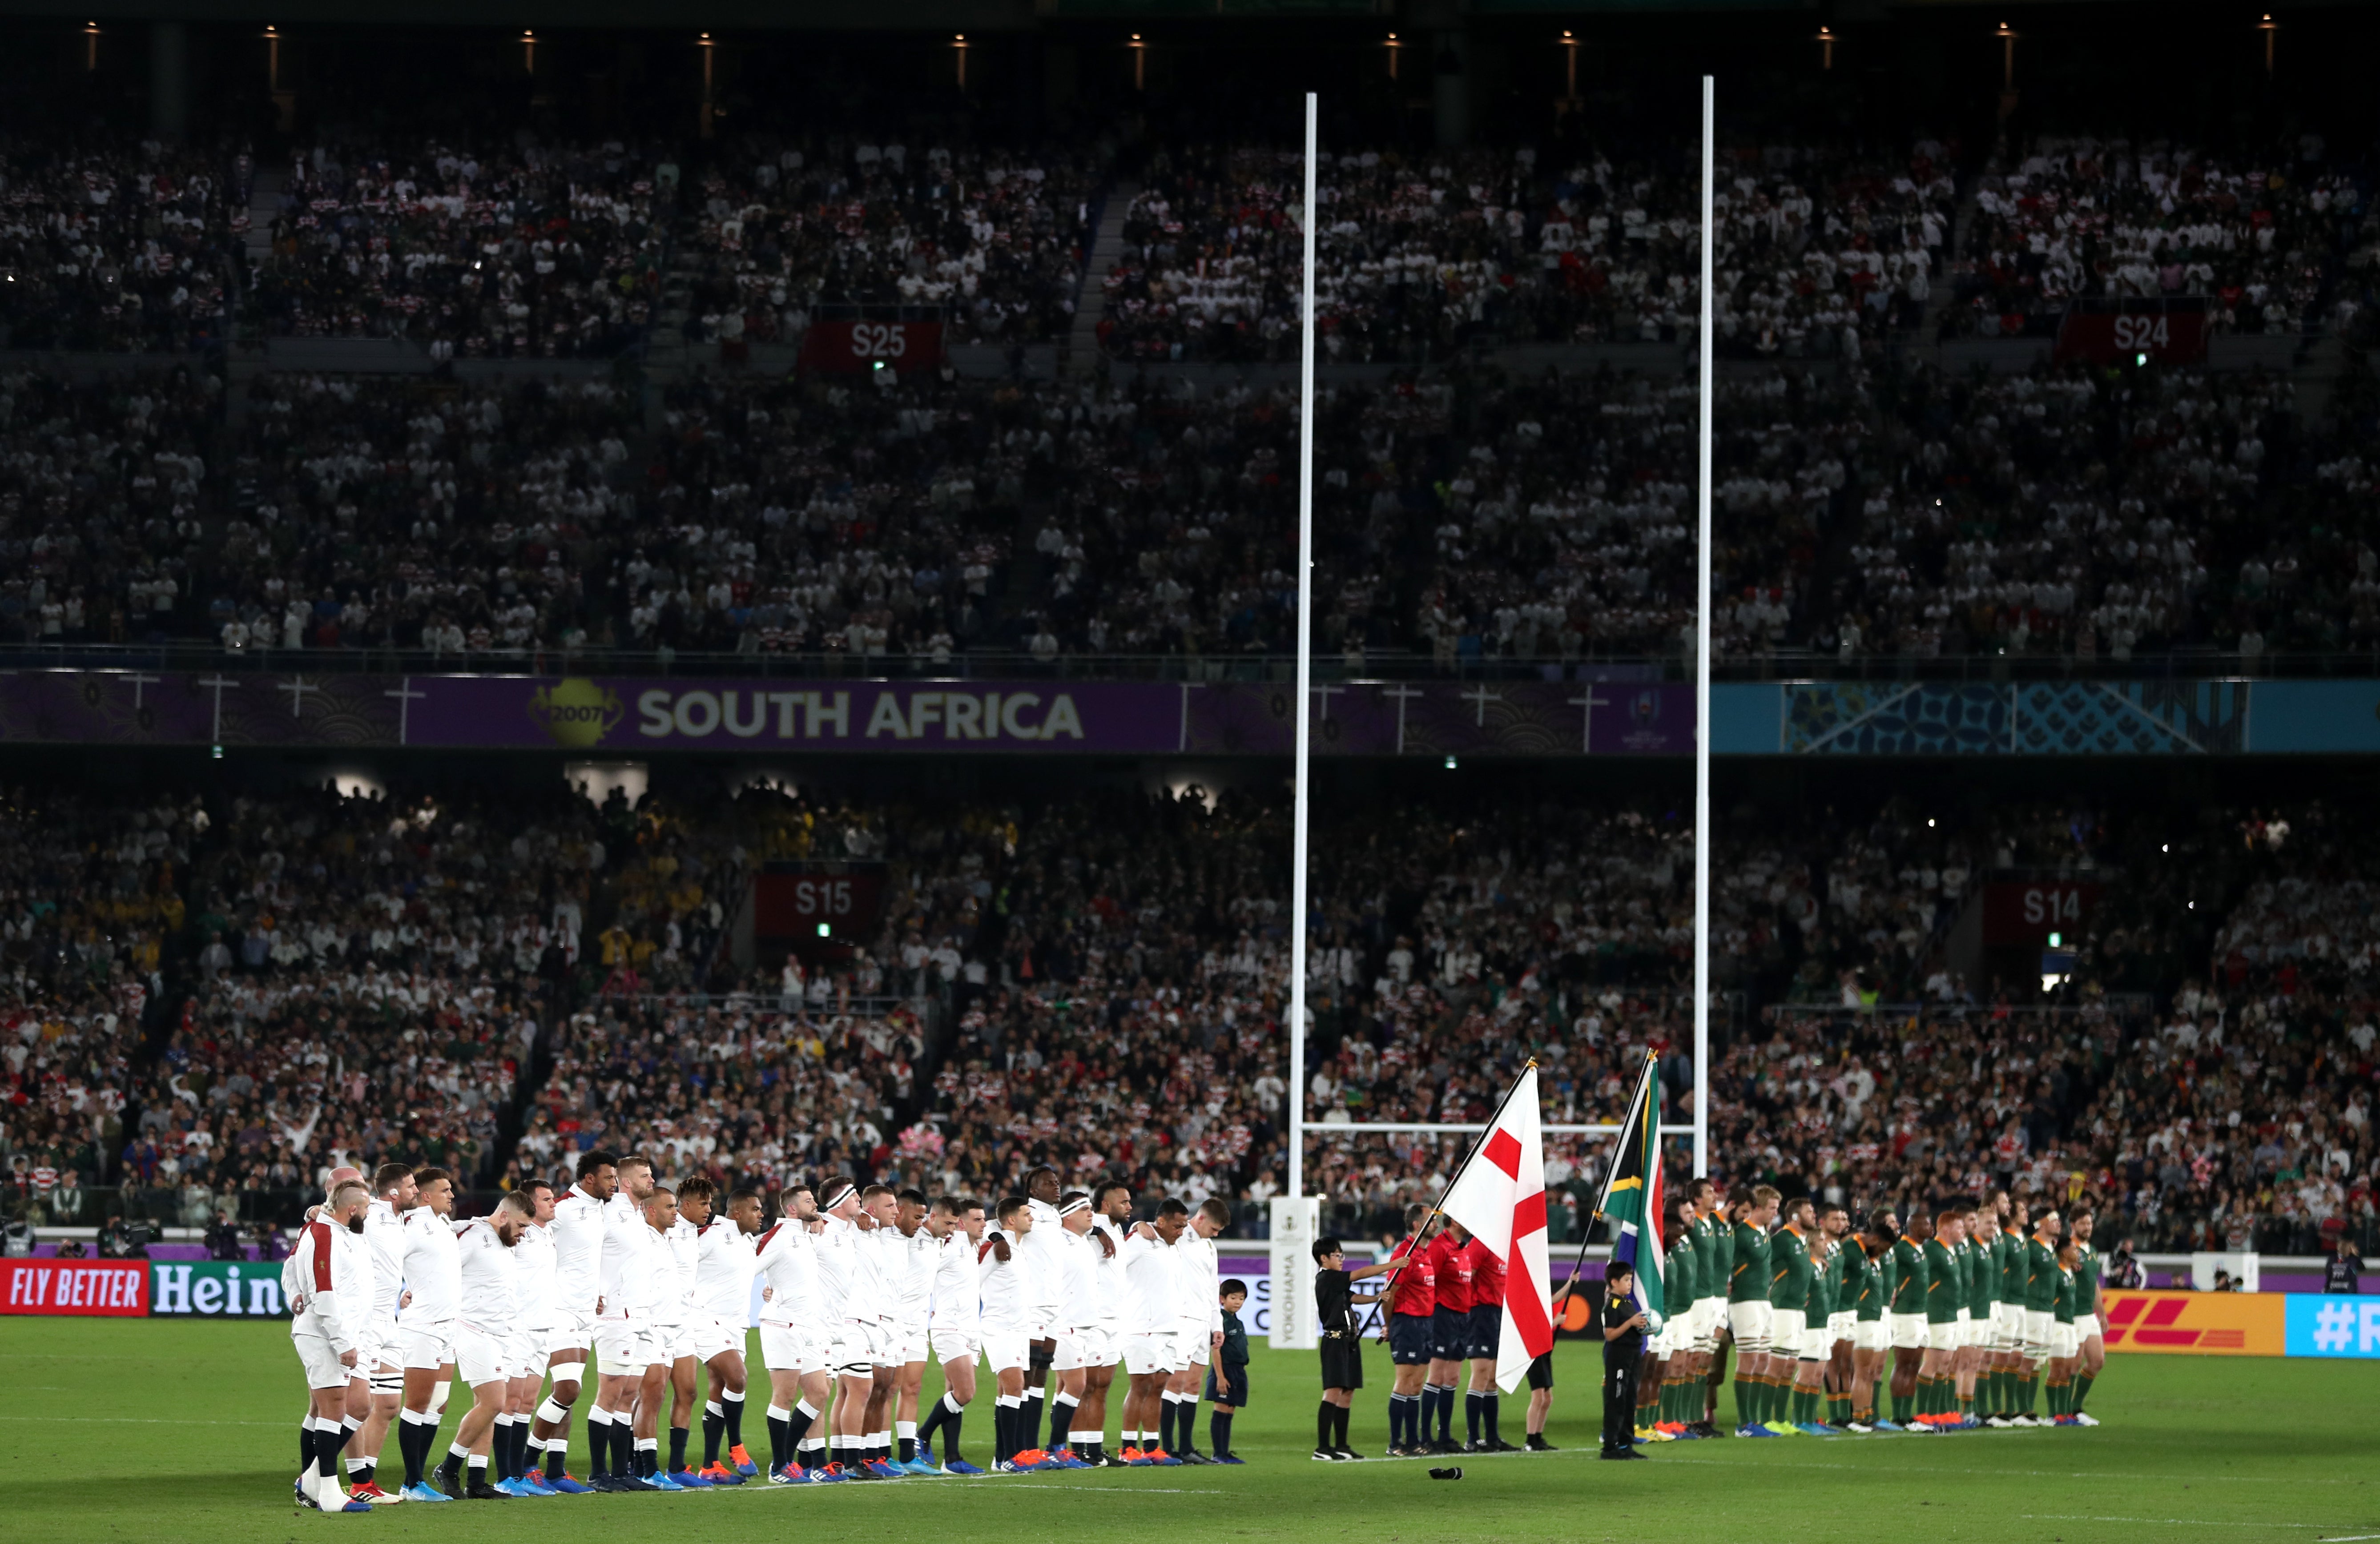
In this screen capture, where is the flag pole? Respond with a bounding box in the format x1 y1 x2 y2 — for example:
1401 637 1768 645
1692 72 1716 1181
1375 1057 1537 1292
1287 89 1318 1213
1590 1050 1659 1222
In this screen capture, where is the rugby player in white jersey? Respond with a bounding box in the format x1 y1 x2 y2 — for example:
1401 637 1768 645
1165 1198 1228 1463
869 1188 940 1474
286 1178 375 1511
495 1179 561 1496
753 1181 833 1482
432 1190 532 1500
681 1178 762 1483
1017 1167 1067 1455
347 1162 415 1501
590 1154 663 1490
978 1194 1048 1471
1117 1199 1186 1465
289 1166 370 1504
1046 1191 1107 1467
645 1184 712 1489
392 1167 463 1503
530 1150 615 1492
1075 1182 1134 1465
818 1179 898 1478
915 1195 986 1473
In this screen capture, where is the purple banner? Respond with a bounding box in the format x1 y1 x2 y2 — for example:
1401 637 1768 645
0 671 1695 757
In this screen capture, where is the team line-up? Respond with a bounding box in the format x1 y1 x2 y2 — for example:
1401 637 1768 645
280 1155 2111 1510
286 1150 1277 1509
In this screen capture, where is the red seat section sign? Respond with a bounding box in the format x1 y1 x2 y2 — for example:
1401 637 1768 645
2054 300 2209 365
0 1259 149 1316
753 869 888 941
797 319 945 374
1981 881 2103 946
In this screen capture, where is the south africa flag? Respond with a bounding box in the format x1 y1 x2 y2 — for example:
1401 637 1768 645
1593 1054 1664 1325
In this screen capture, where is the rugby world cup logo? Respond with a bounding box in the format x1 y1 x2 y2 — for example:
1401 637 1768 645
528 678 624 748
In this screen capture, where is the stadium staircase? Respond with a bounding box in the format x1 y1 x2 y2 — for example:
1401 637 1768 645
1059 181 1134 379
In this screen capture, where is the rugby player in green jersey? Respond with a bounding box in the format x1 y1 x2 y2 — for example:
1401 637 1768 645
2069 1208 2104 1426
1764 1196 1815 1436
1818 1204 1855 1428
1725 1185 1779 1437
1990 1195 2031 1425
1687 1179 1728 1436
1914 1210 1965 1429
1965 1204 2001 1422
1840 1214 1893 1432
1654 1197 1700 1438
1883 1213 1929 1430
2046 1240 2082 1423
2017 1207 2063 1426
1791 1227 1840 1434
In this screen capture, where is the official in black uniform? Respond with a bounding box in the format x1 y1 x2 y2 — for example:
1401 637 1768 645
1599 1263 1650 1460
1313 1237 1399 1461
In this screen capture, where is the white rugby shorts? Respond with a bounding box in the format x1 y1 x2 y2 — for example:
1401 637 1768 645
983 1330 1031 1375
758 1322 827 1376
292 1325 355 1390
891 1320 930 1367
1852 1318 1886 1351
547 1306 596 1357
503 1330 540 1380
930 1327 980 1368
832 1319 893 1373
399 1318 457 1372
2074 1313 2100 1339
1770 1307 1808 1348
1651 1317 1686 1358
1926 1319 1961 1353
454 1322 510 1387
1799 1325 1828 1361
1725 1299 1773 1352
693 1314 744 1364
2022 1308 2054 1355
1177 1327 1208 1368
1828 1309 1856 1342
593 1318 660 1373
1694 1297 1724 1349
2052 1321 2080 1359
1122 1331 1173 1376
1054 1326 1116 1371
1993 1300 2021 1351
1889 1311 1928 1351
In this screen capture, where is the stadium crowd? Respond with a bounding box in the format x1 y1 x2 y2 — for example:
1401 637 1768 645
1099 141 1953 364
0 770 2374 1266
680 139 1099 349
246 139 670 358
0 137 238 353
1949 137 2359 339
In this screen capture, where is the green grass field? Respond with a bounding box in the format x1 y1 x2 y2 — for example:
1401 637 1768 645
4 1321 2377 1543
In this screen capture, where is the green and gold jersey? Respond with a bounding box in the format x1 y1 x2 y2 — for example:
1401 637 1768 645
1969 1235 2000 1314
1921 1237 1960 1323
1888 1235 1927 1314
2074 1242 2101 1316
1664 1230 1698 1319
1806 1246 1836 1322
1844 1239 1884 1321
1728 1219 1771 1304
1999 1231 2026 1303
1768 1225 1812 1310
1696 1213 1731 1303
2024 1235 2060 1312
2052 1266 2077 1324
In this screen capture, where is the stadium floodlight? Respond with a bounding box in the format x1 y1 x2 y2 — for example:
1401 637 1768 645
1692 75 1714 1180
